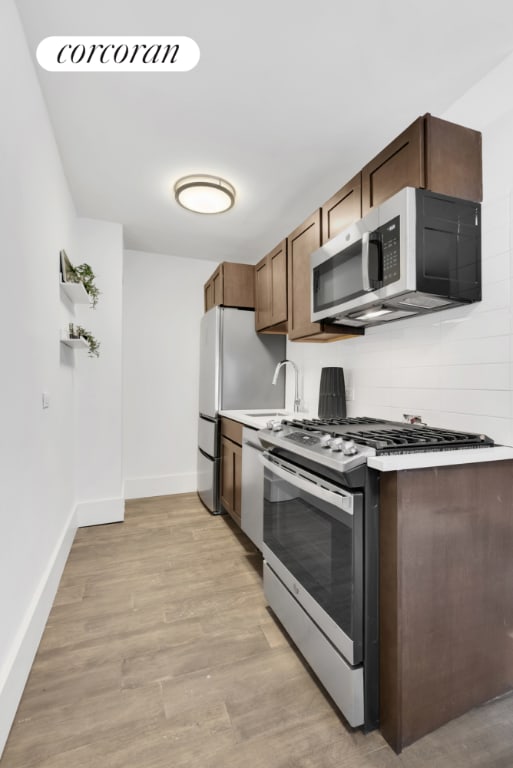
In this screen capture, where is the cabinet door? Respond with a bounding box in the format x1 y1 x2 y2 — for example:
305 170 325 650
204 279 214 312
255 256 270 330
269 240 287 326
223 263 255 309
212 267 224 306
220 435 242 526
220 436 234 515
287 210 322 341
361 117 424 214
232 441 242 525
424 114 482 202
322 174 362 244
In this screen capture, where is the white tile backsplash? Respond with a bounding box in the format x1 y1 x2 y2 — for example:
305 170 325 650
478 279 511 311
437 308 509 340
482 252 510 284
481 194 510 234
482 225 510 260
436 335 509 366
437 363 510 390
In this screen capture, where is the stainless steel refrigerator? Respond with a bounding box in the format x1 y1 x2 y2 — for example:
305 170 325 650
197 306 285 513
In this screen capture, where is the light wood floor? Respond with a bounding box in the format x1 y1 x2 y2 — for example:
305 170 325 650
2 493 513 767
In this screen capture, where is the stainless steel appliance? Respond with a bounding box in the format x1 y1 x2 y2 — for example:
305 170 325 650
197 306 285 513
259 416 494 729
241 427 265 549
311 187 481 328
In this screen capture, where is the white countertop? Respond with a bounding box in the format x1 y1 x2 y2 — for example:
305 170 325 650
219 408 317 430
367 446 513 471
219 410 513 470
219 409 293 430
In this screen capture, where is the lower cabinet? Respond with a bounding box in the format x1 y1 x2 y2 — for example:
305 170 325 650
379 461 513 752
220 419 242 526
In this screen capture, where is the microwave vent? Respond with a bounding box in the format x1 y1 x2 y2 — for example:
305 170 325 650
398 294 452 310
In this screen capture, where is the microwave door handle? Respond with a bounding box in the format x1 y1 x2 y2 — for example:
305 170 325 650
260 453 353 515
361 231 372 292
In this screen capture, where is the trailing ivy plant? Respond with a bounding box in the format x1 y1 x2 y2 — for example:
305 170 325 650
76 326 101 358
67 263 101 308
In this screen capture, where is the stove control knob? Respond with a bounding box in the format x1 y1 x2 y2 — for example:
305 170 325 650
329 437 343 452
319 433 332 447
342 439 358 456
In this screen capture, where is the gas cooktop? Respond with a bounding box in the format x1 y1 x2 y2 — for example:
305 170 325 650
259 416 494 473
281 417 494 454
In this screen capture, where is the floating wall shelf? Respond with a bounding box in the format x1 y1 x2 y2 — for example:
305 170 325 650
60 280 90 305
60 332 88 350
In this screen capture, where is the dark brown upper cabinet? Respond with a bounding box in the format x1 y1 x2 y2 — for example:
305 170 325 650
321 173 362 244
287 211 322 341
255 240 288 333
361 113 482 215
204 262 255 312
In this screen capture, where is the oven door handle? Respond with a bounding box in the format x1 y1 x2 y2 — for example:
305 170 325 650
260 453 353 515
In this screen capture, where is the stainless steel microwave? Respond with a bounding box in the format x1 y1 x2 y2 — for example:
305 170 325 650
311 187 481 328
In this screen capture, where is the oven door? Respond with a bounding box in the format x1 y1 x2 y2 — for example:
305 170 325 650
261 451 363 665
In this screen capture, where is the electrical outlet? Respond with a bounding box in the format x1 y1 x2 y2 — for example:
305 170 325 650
42 392 50 409
345 388 354 402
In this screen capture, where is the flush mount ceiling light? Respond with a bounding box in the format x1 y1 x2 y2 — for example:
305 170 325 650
174 174 236 214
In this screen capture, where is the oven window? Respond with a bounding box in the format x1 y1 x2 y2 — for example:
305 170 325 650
263 468 362 644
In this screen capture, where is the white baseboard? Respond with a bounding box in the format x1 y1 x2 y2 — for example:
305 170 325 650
75 497 125 527
0 508 77 759
124 472 196 499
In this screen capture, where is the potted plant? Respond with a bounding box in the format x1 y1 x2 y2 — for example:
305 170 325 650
66 263 101 308
61 251 101 308
76 326 100 358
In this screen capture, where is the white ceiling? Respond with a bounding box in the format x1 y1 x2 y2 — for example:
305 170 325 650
14 0 513 264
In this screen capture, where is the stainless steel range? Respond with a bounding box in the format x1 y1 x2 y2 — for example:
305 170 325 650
258 416 494 731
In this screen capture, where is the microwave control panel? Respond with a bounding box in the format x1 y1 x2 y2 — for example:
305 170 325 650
376 216 400 286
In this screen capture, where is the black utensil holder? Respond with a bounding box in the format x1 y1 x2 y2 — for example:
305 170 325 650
318 367 346 419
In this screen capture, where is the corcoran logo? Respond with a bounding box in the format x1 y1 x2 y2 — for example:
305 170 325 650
36 36 200 72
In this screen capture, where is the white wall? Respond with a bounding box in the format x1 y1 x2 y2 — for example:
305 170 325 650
0 1 125 756
0 0 77 755
287 54 513 448
73 219 124 526
123 249 217 498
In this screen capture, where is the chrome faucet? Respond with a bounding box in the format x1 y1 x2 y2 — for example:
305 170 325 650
272 359 301 413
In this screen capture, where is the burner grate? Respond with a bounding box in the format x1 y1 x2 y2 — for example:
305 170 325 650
282 417 386 431
342 426 494 454
276 416 494 454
